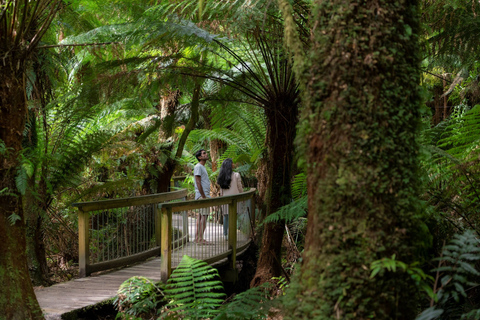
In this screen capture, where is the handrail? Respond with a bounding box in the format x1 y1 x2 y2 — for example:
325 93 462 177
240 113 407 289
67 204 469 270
72 189 188 211
159 188 256 212
73 189 188 277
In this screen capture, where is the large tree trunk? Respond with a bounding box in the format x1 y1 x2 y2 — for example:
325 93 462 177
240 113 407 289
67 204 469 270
0 64 44 319
251 101 298 287
284 0 423 319
24 110 50 286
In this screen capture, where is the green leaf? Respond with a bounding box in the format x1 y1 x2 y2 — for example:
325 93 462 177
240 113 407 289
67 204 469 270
7 213 21 225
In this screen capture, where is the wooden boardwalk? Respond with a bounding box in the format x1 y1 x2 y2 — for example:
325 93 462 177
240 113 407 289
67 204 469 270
35 217 251 320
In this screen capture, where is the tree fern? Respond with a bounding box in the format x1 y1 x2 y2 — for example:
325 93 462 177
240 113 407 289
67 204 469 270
161 255 225 319
423 0 480 70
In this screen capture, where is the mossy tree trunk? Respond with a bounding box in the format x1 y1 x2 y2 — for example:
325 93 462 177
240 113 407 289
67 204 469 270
1 2 61 317
284 0 423 319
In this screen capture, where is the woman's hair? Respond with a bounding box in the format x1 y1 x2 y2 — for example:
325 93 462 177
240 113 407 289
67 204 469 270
217 158 233 189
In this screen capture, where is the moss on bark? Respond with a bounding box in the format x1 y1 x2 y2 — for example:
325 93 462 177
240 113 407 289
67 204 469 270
283 0 424 319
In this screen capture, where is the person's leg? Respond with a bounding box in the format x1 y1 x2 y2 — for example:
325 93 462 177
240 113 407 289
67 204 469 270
223 214 229 237
200 214 207 240
195 212 201 243
197 207 208 242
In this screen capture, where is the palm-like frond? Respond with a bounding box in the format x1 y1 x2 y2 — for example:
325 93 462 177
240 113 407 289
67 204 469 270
187 103 267 174
423 0 480 69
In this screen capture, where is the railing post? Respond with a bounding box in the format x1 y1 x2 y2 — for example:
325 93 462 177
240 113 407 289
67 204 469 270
78 208 89 277
250 194 256 235
160 206 172 283
155 204 161 249
228 200 237 270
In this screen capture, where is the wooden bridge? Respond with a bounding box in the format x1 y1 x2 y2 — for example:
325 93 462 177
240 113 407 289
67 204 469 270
34 188 256 319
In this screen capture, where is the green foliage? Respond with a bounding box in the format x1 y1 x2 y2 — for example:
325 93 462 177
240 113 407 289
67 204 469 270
115 259 275 320
214 284 272 320
0 139 10 155
15 154 34 196
437 104 480 157
416 230 480 320
423 0 480 70
161 255 225 319
370 254 434 299
7 213 21 225
272 276 289 296
263 173 307 224
420 103 480 239
114 276 165 319
263 196 307 225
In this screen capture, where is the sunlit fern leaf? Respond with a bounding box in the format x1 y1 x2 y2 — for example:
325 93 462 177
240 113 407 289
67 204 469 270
437 105 480 158
263 195 308 224
48 130 113 193
291 173 307 200
162 255 225 319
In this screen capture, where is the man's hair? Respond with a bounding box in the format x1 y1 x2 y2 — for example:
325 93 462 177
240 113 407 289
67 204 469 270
195 149 206 161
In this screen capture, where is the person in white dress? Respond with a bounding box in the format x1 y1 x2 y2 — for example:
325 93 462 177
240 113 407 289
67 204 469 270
217 158 243 240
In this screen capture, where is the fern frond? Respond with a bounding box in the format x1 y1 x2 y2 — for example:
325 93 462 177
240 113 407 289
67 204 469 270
263 195 307 224
163 255 225 319
214 284 272 320
419 230 480 320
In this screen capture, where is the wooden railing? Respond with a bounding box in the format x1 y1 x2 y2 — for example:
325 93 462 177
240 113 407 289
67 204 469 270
72 189 188 277
159 188 256 281
72 188 256 281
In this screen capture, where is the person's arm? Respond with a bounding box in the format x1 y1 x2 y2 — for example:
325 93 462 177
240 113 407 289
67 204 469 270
195 175 207 198
236 172 243 193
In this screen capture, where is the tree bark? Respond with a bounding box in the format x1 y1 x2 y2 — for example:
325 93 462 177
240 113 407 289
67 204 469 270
154 84 200 193
284 0 423 319
1 63 44 319
25 174 50 286
251 100 298 287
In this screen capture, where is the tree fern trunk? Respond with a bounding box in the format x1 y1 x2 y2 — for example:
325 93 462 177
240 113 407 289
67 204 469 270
251 100 298 287
0 62 44 319
284 0 423 318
